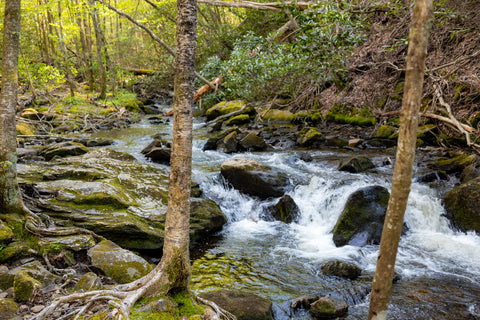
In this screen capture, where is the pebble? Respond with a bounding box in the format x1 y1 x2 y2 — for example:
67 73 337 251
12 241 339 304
31 305 45 313
19 305 29 312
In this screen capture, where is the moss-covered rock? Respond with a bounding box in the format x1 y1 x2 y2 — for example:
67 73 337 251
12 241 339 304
225 114 250 126
269 195 299 223
444 177 480 234
309 295 348 319
324 136 348 148
432 152 476 174
221 131 238 153
87 240 153 284
261 109 296 124
38 234 96 252
460 164 480 183
321 260 361 280
190 198 227 244
220 158 290 199
16 122 36 136
4 261 59 291
297 127 323 147
239 133 270 151
0 298 18 319
206 100 247 121
198 289 272 320
338 156 375 173
0 221 14 244
332 186 390 247
0 241 36 263
417 124 437 145
20 108 40 120
13 271 41 302
40 141 89 161
373 125 396 138
73 272 103 292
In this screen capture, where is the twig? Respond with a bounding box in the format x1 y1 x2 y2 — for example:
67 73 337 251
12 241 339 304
426 49 480 74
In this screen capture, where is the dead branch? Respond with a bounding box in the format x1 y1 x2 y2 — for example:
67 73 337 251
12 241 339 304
197 0 282 11
197 296 237 320
193 75 225 102
96 0 215 89
426 49 480 74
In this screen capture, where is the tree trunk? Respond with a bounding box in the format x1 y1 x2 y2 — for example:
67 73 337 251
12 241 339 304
367 1 433 319
75 0 95 88
89 0 107 99
0 0 24 215
57 0 76 97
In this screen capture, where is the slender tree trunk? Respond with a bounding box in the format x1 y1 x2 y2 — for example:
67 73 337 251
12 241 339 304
0 0 24 215
89 0 107 99
57 0 76 97
367 1 433 319
75 0 95 88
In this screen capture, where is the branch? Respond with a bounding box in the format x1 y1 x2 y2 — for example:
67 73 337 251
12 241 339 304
96 0 215 89
426 49 480 74
197 0 282 11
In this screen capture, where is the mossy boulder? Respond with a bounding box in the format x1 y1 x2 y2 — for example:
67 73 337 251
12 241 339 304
460 164 480 183
221 131 238 153
373 125 396 138
432 153 476 174
40 141 89 161
239 133 270 151
38 234 96 252
13 271 41 302
332 186 390 247
73 272 103 292
16 122 36 136
225 114 250 126
190 198 227 244
206 100 247 121
309 295 348 319
417 124 437 144
261 109 295 124
0 221 14 244
324 136 348 148
298 127 323 147
3 261 60 291
444 177 480 234
269 195 300 223
87 240 153 284
338 156 375 173
0 241 36 263
220 158 290 199
321 260 361 280
203 128 238 151
0 298 18 319
198 289 272 320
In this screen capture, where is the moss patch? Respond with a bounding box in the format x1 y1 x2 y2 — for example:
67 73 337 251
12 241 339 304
14 271 41 302
16 122 36 135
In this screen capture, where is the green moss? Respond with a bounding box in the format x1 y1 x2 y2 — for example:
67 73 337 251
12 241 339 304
262 109 295 123
206 100 247 121
171 291 204 317
325 112 376 126
0 221 14 243
373 125 396 138
298 127 323 147
225 114 250 126
14 271 41 302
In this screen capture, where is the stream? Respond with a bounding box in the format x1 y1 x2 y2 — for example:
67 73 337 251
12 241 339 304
92 117 480 320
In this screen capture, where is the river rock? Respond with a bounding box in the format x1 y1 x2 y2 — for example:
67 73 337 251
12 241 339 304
332 185 390 247
40 141 89 161
220 158 290 199
297 127 323 147
144 147 171 164
0 221 14 244
416 171 448 183
309 295 348 319
338 156 375 173
239 133 270 151
459 163 480 183
0 298 18 319
269 194 300 223
198 289 273 320
203 128 239 151
444 176 480 234
321 260 361 280
290 295 320 310
225 114 251 126
190 198 227 243
87 240 152 284
221 131 238 153
430 152 476 174
206 100 247 121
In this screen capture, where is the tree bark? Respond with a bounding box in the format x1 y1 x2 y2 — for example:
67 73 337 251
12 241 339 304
89 0 107 99
57 0 76 97
367 0 433 319
0 0 24 215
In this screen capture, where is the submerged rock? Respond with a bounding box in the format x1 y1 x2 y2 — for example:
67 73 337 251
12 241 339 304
444 176 480 234
220 158 290 199
332 186 390 247
338 156 375 173
321 260 361 280
309 295 348 319
88 240 152 284
198 289 273 320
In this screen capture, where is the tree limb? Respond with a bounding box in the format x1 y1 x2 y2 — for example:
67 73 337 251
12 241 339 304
197 0 282 11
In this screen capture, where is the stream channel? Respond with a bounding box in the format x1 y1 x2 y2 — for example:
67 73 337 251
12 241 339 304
91 116 480 320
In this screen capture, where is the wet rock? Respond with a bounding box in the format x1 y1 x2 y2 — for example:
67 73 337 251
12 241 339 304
198 289 272 320
220 158 290 199
0 298 18 319
261 109 295 124
203 128 238 151
309 295 348 319
430 152 476 174
298 127 323 147
416 171 448 183
0 221 14 244
321 260 361 280
373 125 396 138
290 295 319 310
87 240 153 284
73 272 103 292
332 186 390 247
190 198 227 244
459 163 480 183
269 194 300 223
206 100 247 121
40 141 89 161
144 147 171 164
324 136 348 148
225 114 250 126
338 156 375 173
82 139 114 147
444 177 480 234
239 133 270 151
141 138 170 154
14 271 41 302
364 138 397 148
221 131 238 153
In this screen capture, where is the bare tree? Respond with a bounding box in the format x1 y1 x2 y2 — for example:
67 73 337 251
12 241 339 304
367 0 434 319
0 0 24 215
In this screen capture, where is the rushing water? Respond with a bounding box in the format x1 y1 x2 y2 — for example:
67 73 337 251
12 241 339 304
93 119 480 319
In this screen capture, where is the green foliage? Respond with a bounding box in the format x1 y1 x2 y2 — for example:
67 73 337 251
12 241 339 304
18 61 65 92
199 0 365 103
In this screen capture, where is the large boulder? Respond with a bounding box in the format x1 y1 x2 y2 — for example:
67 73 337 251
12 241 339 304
269 194 300 223
332 186 390 247
198 289 272 320
206 100 248 121
338 156 375 173
40 141 89 161
239 133 270 151
87 240 153 284
297 127 323 147
444 177 480 234
190 198 227 244
220 158 290 199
